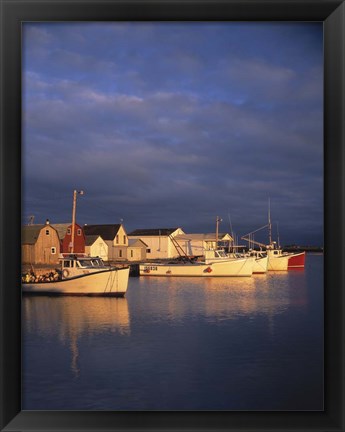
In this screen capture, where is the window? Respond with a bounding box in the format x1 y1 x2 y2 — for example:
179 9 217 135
130 250 133 258
67 228 71 235
146 248 151 253
123 235 126 244
45 230 50 235
116 235 119 244
51 247 56 254
77 229 81 236
119 249 122 258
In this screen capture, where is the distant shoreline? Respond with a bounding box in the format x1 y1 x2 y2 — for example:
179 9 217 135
283 247 323 253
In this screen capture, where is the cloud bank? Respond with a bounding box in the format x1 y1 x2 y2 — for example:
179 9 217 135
22 22 323 245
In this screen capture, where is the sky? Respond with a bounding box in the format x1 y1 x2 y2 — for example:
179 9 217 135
22 22 323 246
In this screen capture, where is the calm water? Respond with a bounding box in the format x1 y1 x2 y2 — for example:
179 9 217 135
22 254 323 411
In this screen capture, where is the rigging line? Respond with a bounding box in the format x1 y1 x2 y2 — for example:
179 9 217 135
236 256 249 275
114 269 118 293
109 270 114 293
104 270 113 293
256 258 267 271
242 224 269 238
104 272 109 293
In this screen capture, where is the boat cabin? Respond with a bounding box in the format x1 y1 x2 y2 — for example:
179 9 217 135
248 250 267 259
60 254 108 279
203 249 230 264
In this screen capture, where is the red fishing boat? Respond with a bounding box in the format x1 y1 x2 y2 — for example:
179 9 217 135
287 251 306 269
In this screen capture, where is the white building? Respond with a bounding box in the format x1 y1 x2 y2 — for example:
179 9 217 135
83 224 128 261
128 228 185 259
127 239 147 261
174 233 234 257
85 235 108 261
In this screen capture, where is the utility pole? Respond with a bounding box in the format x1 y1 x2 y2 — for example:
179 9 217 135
70 190 84 253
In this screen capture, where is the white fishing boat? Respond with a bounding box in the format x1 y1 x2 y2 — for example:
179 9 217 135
246 250 268 273
242 231 290 271
140 217 255 277
266 246 290 271
140 249 254 277
241 201 305 271
22 255 130 296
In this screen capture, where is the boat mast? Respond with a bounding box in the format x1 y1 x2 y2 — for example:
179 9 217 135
268 198 272 245
215 216 222 248
70 189 84 253
228 213 234 252
276 221 280 248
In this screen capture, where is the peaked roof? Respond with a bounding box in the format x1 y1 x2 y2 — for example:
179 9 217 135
175 233 233 241
50 223 84 240
128 228 180 236
22 225 44 244
83 224 122 240
50 223 70 239
85 235 103 246
22 224 58 244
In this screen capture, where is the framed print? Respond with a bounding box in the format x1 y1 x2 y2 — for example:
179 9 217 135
1 0 344 431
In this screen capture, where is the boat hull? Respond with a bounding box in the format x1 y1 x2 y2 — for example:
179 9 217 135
253 256 268 273
140 257 254 277
22 267 130 296
267 252 289 271
288 252 306 269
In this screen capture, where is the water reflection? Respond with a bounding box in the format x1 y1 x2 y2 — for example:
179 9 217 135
22 256 322 410
23 297 130 376
132 271 308 324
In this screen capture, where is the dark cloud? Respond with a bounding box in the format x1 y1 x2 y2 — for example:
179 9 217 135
22 22 323 245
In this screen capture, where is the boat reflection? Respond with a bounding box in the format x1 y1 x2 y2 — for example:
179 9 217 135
138 272 308 324
23 297 130 377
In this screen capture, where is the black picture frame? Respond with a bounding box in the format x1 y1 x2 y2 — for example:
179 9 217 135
1 1 344 431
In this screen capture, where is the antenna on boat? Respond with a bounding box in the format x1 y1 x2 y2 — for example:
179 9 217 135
268 198 272 245
228 213 234 252
276 222 280 248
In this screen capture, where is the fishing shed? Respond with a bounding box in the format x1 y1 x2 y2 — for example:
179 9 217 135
22 221 60 265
